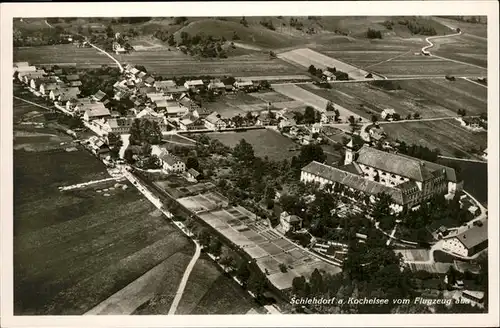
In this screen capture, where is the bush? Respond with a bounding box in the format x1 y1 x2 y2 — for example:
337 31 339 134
367 28 383 39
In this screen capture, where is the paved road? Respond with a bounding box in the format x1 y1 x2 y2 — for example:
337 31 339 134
86 42 124 72
13 96 53 111
168 242 202 315
461 77 487 88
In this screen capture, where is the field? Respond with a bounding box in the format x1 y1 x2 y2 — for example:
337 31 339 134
278 48 383 80
168 255 265 314
382 119 487 159
370 58 487 77
301 78 486 119
273 84 367 122
13 44 115 68
394 249 431 262
115 49 303 77
14 148 196 314
207 129 300 161
432 34 487 68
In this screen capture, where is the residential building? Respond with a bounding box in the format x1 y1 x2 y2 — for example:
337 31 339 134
179 115 206 131
165 86 188 99
159 153 186 173
312 123 322 133
278 112 297 129
322 70 335 81
39 82 59 96
105 117 134 135
234 80 254 91
65 74 80 82
208 80 226 93
300 142 463 212
50 87 80 102
166 101 188 118
187 168 201 181
154 80 176 91
280 211 303 233
381 108 396 120
93 90 108 102
18 69 45 83
204 112 227 130
144 76 155 86
193 107 213 119
442 220 488 257
184 80 205 90
256 112 272 126
321 111 337 124
83 105 111 121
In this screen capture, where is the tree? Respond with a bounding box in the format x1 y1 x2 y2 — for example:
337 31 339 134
240 17 249 27
186 157 200 170
326 101 335 112
236 260 251 286
198 228 212 248
309 268 324 294
371 115 378 123
304 106 317 124
348 115 356 126
208 238 222 257
308 64 317 75
279 263 288 273
124 148 135 163
106 25 114 38
248 271 267 297
292 275 308 297
413 112 421 119
233 139 255 163
269 51 277 59
296 144 326 168
167 34 176 46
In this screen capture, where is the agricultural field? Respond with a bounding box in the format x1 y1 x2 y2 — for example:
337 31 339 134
13 44 115 68
166 255 265 315
207 129 300 161
278 48 383 80
273 84 367 122
382 119 487 159
301 78 486 120
431 34 487 68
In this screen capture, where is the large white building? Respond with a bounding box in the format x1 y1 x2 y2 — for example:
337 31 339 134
301 142 462 212
442 220 488 257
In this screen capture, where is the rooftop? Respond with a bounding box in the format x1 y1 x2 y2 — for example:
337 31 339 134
454 220 488 249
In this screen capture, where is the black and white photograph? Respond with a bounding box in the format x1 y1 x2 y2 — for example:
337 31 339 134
1 1 498 327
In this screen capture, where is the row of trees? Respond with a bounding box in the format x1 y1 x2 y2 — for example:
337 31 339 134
396 18 438 36
394 140 441 162
366 28 383 39
129 119 163 145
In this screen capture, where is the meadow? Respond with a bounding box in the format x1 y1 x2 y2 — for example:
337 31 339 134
207 129 300 161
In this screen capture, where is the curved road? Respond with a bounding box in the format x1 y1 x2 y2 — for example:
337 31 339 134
168 242 201 315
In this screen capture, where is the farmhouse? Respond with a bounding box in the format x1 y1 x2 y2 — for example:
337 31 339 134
92 90 108 102
312 123 322 133
83 105 111 121
39 82 59 96
278 112 297 129
179 115 206 131
322 70 335 81
144 76 155 86
204 112 227 131
321 111 337 124
234 80 254 91
105 117 134 135
193 107 213 119
279 211 303 233
381 108 396 120
50 87 80 102
187 168 201 181
154 80 176 91
165 85 188 99
18 69 46 83
184 80 205 90
159 153 186 173
166 101 188 118
442 220 488 257
301 142 462 212
208 80 226 93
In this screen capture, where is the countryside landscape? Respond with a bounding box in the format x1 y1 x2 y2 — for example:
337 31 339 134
12 15 489 316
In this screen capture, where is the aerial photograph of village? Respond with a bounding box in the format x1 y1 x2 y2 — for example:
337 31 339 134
12 15 488 316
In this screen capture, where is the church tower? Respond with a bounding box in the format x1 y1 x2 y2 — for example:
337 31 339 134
344 138 355 165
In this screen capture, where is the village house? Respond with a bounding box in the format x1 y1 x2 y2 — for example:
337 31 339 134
83 105 111 122
187 168 201 181
301 142 463 213
184 80 205 91
146 92 165 103
39 82 59 96
136 108 168 130
234 80 254 91
153 99 169 111
19 69 46 84
208 80 226 93
13 62 36 74
381 108 396 121
192 107 213 119
204 112 227 130
143 76 155 87
322 70 335 81
104 117 134 135
279 211 303 233
92 90 108 102
165 85 188 99
64 74 80 83
321 111 337 124
256 112 273 126
165 101 188 118
179 115 206 131
137 71 147 81
159 153 186 173
153 80 176 91
312 123 322 133
278 112 297 129
50 87 80 102
86 136 110 158
442 220 488 257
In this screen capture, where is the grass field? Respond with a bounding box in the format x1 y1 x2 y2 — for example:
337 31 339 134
208 129 300 161
274 84 367 122
14 147 196 314
370 58 486 77
14 44 115 67
432 34 487 68
278 48 382 80
383 119 487 159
